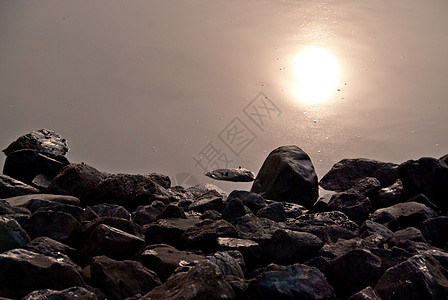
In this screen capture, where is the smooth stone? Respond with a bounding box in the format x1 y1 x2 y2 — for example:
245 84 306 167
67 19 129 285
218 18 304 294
205 167 255 182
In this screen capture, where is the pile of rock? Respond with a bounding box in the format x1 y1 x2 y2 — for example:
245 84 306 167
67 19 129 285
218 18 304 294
1 129 448 299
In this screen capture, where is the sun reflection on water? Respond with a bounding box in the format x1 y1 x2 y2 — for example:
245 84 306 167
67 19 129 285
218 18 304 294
291 47 341 105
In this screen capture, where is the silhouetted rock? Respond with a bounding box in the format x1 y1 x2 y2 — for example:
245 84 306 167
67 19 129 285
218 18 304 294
227 190 266 214
320 158 398 191
327 191 372 225
440 154 448 165
0 174 39 198
144 218 201 248
348 286 382 300
422 216 448 248
0 216 30 252
251 145 318 208
142 260 235 300
0 249 85 299
90 255 161 299
23 286 97 300
398 157 448 211
206 167 255 182
376 254 448 300
3 129 69 157
257 202 285 222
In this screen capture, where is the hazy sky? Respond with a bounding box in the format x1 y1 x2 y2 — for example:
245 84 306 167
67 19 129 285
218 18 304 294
1 0 447 191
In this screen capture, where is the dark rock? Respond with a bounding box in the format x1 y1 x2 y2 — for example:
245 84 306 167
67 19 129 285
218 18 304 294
348 286 382 300
388 227 426 248
234 213 281 243
22 287 97 300
90 255 161 299
283 202 307 218
370 179 404 209
142 260 235 300
206 167 255 182
376 254 448 300
287 211 360 234
217 237 262 271
3 128 69 156
369 247 413 274
222 198 252 223
186 183 227 200
188 196 225 213
318 238 364 259
0 199 30 216
22 210 82 246
207 251 245 278
90 203 131 220
320 158 398 191
147 172 171 189
25 236 78 263
181 219 238 252
304 256 331 275
34 204 92 223
440 154 448 165
262 229 323 265
132 201 166 226
5 193 81 210
359 220 393 239
369 201 437 230
250 263 335 300
226 276 248 299
300 224 356 244
144 218 201 248
422 216 448 248
251 145 319 209
141 244 205 281
406 193 438 210
398 157 448 211
227 190 266 214
31 173 53 190
257 202 285 222
350 177 382 197
80 224 145 262
200 210 222 220
0 174 40 198
0 249 85 299
423 249 448 271
0 216 30 252
327 249 382 297
327 191 372 225
157 203 186 219
83 217 144 239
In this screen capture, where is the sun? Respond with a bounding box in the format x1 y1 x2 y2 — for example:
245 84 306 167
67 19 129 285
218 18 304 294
292 47 340 104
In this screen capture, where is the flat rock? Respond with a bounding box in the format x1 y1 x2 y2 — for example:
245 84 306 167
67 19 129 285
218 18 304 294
4 193 80 209
145 218 202 248
206 168 255 182
287 211 360 234
188 196 225 213
0 216 30 252
251 145 319 209
23 286 97 300
82 217 145 239
217 237 262 271
0 174 39 198
320 158 398 191
3 129 69 157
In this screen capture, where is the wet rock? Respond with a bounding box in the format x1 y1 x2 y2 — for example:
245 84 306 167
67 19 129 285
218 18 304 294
23 286 97 300
90 255 161 299
421 216 448 248
158 203 186 219
206 167 255 182
398 157 448 211
90 203 131 220
327 191 372 225
251 145 319 209
0 216 30 252
226 190 266 214
370 179 404 209
132 201 166 226
207 251 245 278
249 263 335 300
141 244 205 281
144 218 201 248
320 158 398 191
348 286 382 300
142 260 235 300
80 224 145 262
25 236 78 263
369 201 437 230
217 237 262 271
375 254 448 300
327 249 382 297
222 198 252 223
188 196 225 213
0 174 40 198
257 202 285 222
22 210 82 246
262 229 323 265
0 249 85 299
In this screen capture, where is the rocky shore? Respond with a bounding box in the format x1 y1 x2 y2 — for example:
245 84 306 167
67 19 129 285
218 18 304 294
1 129 448 299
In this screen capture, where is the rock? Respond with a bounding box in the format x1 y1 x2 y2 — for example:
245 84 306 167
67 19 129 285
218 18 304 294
0 216 30 252
80 224 145 262
350 177 382 196
22 210 82 246
222 198 252 223
440 154 448 165
422 216 448 248
90 255 161 299
145 218 201 248
359 220 394 240
320 158 398 191
375 254 448 300
0 249 85 299
5 193 81 210
234 213 281 243
217 237 262 271
142 260 235 300
370 179 404 209
90 203 131 220
188 196 225 213
206 167 255 182
250 263 335 300
25 236 78 263
257 202 285 222
186 183 227 200
300 224 356 244
369 201 437 230
22 286 97 300
398 157 448 211
83 217 145 239
262 229 323 265
388 227 426 248
3 129 69 157
226 190 266 214
283 202 307 218
207 251 245 278
147 172 171 189
287 211 360 234
0 174 40 198
318 238 364 259
200 210 222 220
326 249 382 297
327 191 372 225
158 203 186 219
141 244 205 281
251 145 318 209
132 201 166 226
0 199 30 216
369 247 413 274
348 286 382 300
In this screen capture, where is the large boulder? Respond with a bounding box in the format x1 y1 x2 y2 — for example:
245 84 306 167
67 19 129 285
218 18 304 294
251 145 318 208
398 157 448 211
0 249 85 299
320 158 398 191
0 216 30 252
90 255 161 299
0 174 39 198
142 260 235 299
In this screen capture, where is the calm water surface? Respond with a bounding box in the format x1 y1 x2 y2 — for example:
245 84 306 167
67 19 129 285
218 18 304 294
1 0 447 191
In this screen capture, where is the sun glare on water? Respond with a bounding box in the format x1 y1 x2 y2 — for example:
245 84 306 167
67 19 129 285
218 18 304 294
292 47 340 105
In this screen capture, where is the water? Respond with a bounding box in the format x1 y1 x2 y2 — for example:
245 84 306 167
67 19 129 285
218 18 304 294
1 0 447 192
